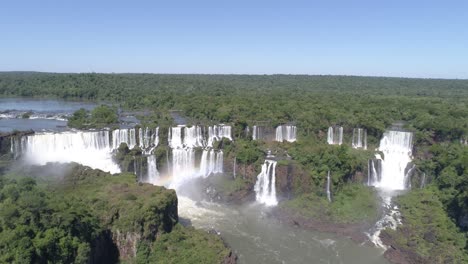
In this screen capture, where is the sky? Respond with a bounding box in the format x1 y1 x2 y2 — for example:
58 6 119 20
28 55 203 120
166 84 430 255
0 0 467 78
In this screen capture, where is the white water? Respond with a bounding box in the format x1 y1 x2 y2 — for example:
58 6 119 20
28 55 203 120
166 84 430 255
368 130 413 249
254 160 278 206
327 171 332 202
252 125 262 141
112 128 137 149
327 126 343 145
169 148 224 188
275 125 297 142
169 125 232 148
370 131 413 190
208 125 232 146
184 126 205 148
352 128 367 149
146 155 159 184
199 149 223 177
367 194 402 250
11 131 121 173
178 197 389 264
138 127 159 154
168 126 183 148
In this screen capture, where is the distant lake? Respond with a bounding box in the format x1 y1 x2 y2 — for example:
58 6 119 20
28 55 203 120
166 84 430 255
0 98 97 132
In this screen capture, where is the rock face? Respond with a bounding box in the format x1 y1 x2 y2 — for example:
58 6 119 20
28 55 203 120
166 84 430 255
380 231 426 264
58 164 179 262
112 230 141 260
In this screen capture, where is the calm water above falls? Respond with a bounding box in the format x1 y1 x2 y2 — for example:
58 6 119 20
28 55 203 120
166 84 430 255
0 98 97 132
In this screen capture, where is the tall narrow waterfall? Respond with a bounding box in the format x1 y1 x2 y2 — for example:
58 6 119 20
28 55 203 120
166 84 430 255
369 131 413 190
252 126 262 141
275 125 297 142
254 160 278 206
170 148 196 189
112 128 137 149
146 155 159 184
327 126 343 145
326 171 332 202
11 131 120 173
352 128 367 149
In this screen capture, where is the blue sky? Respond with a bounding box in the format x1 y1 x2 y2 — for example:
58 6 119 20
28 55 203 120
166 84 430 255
1 0 467 78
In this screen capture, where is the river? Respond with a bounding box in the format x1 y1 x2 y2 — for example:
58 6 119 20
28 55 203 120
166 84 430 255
0 98 96 132
3 97 390 264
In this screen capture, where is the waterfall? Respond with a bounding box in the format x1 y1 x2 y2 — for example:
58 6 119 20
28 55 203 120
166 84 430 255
370 131 413 190
233 157 237 179
11 131 120 173
169 126 183 148
252 125 263 141
165 125 231 188
170 148 196 189
138 127 159 154
170 125 231 148
368 158 382 186
112 128 137 150
254 160 278 206
147 155 159 184
199 149 223 177
327 126 343 145
207 125 232 147
275 125 297 142
420 173 426 189
326 171 332 202
352 128 367 149
184 126 204 148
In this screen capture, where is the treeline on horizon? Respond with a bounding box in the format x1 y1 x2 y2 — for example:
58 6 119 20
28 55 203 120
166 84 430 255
0 72 467 143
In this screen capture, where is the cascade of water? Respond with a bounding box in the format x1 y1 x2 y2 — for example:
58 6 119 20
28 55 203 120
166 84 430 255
12 131 120 173
352 128 367 149
371 131 413 190
327 171 332 202
112 128 137 150
368 159 381 186
184 126 204 148
169 126 183 148
254 160 278 206
252 126 263 141
327 126 343 145
170 148 196 189
166 125 231 189
138 127 159 154
216 150 223 173
233 157 237 179
420 173 426 189
199 149 223 177
147 155 159 184
367 130 414 249
275 125 297 142
207 125 232 146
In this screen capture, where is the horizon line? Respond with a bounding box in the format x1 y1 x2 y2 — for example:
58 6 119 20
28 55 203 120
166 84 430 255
1 70 467 81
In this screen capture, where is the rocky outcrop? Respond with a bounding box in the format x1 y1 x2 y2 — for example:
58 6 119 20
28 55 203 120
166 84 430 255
380 230 426 264
112 230 141 261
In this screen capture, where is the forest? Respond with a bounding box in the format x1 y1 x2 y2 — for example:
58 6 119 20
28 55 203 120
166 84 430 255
0 72 467 263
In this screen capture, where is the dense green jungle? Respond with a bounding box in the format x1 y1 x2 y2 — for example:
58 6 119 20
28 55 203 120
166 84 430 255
0 72 467 263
